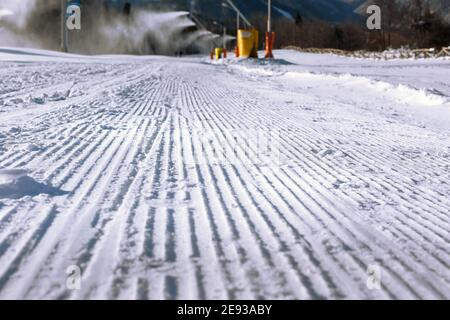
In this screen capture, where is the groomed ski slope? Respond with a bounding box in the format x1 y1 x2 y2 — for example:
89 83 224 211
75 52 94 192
0 48 449 299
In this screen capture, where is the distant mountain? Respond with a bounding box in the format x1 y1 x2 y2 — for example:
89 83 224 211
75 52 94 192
267 0 361 22
109 0 450 23
347 0 450 22
110 0 362 23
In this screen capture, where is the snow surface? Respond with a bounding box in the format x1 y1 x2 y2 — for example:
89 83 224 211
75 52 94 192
0 48 449 299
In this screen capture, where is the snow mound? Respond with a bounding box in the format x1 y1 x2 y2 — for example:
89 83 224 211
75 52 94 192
0 169 68 199
284 71 449 107
338 73 448 107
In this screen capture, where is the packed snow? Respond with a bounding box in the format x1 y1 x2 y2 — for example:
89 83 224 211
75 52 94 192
0 48 449 299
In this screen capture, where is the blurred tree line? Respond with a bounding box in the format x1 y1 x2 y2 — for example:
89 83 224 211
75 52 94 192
248 0 450 51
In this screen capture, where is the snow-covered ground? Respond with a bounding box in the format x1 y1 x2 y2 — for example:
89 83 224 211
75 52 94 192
0 48 449 299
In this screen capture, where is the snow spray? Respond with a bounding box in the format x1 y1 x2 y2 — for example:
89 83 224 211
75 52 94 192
0 0 210 55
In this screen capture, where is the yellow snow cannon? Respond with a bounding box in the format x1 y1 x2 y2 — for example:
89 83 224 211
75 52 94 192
237 29 259 59
215 47 223 60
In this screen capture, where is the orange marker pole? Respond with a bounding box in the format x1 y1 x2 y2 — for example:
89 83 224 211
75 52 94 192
265 0 275 59
265 32 275 59
236 12 240 58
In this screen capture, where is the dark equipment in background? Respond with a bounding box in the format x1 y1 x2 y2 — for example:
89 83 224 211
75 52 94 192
123 2 132 16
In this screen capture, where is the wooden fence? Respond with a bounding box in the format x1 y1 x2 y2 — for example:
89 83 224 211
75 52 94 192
284 46 450 60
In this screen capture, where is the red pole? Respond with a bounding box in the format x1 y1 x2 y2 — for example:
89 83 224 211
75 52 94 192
265 0 275 59
265 32 275 59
